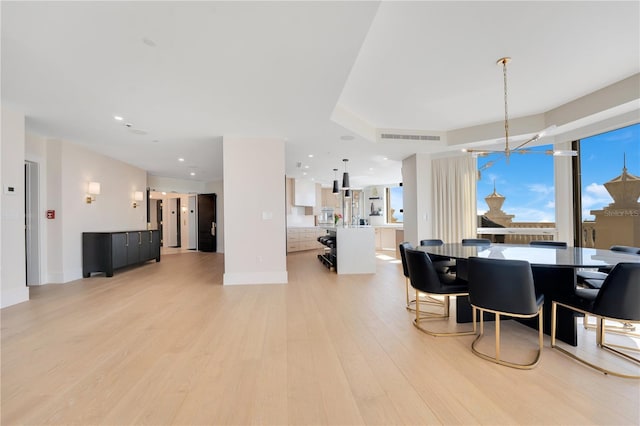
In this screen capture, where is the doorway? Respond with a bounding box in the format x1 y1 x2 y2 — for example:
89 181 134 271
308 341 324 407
166 197 181 248
197 193 217 252
25 161 40 285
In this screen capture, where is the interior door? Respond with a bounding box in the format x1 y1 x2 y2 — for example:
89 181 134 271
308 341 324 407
24 161 39 285
197 193 217 252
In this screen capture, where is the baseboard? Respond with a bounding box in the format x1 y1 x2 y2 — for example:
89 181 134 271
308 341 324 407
223 271 288 285
1 286 29 309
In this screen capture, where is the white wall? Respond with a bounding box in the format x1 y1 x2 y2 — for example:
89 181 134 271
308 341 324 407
31 139 147 283
187 195 197 250
166 197 179 247
46 140 64 283
1 107 29 308
223 137 286 285
148 175 205 194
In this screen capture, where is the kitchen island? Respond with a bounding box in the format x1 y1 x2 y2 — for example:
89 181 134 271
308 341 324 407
318 226 376 274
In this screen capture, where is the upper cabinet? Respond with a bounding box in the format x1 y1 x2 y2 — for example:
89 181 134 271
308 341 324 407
294 179 316 207
321 188 340 209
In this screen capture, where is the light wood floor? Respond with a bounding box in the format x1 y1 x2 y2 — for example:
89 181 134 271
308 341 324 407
2 250 639 425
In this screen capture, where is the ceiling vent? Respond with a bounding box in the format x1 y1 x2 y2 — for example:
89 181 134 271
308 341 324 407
376 129 445 144
379 133 440 141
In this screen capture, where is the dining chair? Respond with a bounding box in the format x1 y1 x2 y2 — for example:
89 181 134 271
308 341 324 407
457 239 491 281
398 242 443 312
529 241 568 248
577 245 640 289
404 248 475 337
461 238 491 246
551 262 640 379
419 239 456 275
576 245 640 334
468 257 544 369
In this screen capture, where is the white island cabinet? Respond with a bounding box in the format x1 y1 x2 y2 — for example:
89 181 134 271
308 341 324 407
335 227 376 274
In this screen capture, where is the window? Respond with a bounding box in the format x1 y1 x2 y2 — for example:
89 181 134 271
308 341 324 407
476 144 555 242
575 123 640 248
386 185 403 224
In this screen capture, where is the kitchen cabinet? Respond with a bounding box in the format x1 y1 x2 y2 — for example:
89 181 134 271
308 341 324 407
83 230 160 277
287 227 326 253
294 179 315 206
321 188 341 209
374 227 398 251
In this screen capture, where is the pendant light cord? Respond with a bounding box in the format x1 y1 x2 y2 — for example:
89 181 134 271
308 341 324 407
502 58 510 153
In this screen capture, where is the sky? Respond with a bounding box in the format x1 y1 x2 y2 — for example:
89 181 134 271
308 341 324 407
477 123 640 223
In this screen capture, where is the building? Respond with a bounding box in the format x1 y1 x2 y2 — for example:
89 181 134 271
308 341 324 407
585 159 640 248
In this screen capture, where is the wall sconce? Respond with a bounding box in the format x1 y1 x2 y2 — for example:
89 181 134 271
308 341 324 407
86 181 101 204
132 191 144 208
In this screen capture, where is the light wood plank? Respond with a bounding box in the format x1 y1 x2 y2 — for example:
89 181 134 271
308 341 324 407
1 250 638 425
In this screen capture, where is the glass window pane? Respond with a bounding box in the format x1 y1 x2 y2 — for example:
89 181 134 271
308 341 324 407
579 123 640 248
387 186 403 224
476 144 555 243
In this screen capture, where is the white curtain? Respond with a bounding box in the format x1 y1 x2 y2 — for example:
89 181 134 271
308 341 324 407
432 156 477 243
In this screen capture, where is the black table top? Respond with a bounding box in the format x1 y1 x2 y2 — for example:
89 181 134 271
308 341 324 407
417 243 640 268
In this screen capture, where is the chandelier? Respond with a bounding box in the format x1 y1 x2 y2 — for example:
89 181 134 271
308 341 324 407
464 57 576 166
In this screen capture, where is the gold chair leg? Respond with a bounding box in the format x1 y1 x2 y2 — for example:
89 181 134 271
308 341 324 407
495 313 501 362
412 291 475 337
471 306 542 370
551 301 557 348
406 278 444 312
551 301 640 379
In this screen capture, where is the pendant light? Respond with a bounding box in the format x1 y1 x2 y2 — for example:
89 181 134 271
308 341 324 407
342 158 350 189
344 189 352 198
332 168 339 194
464 57 574 164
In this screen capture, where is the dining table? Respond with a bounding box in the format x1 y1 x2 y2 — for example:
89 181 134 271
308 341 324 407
416 243 640 345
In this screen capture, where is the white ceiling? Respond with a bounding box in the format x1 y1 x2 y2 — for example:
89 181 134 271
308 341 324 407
3 1 639 188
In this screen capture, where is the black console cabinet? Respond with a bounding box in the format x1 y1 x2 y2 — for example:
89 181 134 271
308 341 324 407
82 230 160 277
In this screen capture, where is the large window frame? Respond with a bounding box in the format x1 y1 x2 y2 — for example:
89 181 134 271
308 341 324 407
571 123 640 249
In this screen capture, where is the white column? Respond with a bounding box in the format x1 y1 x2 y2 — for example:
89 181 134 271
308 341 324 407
223 137 287 285
555 140 575 245
1 107 29 307
402 153 433 246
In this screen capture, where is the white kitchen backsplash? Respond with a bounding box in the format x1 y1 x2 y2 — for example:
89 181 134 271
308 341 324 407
287 213 315 227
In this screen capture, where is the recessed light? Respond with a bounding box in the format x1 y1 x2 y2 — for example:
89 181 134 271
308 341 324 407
303 172 307 176
308 154 314 158
369 168 374 171
340 135 355 141
142 37 157 47
162 192 167 195
114 115 123 121
190 172 196 176
178 158 185 162
304 165 309 169
383 157 388 160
